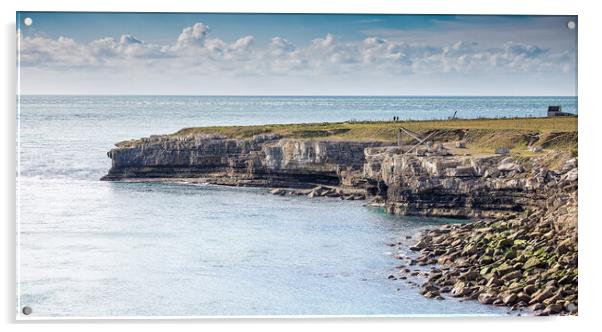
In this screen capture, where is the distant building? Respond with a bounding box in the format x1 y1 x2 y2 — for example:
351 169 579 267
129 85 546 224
547 106 576 117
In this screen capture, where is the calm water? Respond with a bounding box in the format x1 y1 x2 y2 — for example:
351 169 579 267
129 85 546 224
17 95 574 317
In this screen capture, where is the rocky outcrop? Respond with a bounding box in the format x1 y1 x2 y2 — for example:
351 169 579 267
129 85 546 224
103 133 573 220
390 157 578 315
102 134 383 189
361 148 553 218
269 185 367 200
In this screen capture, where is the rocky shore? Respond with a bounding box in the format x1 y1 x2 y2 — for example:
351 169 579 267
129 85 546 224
395 158 578 315
102 124 578 315
269 185 367 200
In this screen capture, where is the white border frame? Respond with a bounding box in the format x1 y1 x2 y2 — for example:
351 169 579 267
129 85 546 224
3 0 600 330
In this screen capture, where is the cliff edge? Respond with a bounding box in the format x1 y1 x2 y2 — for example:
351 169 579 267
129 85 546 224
101 119 578 315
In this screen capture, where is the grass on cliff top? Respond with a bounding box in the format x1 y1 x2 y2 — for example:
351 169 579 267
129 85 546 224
172 117 577 141
117 117 577 156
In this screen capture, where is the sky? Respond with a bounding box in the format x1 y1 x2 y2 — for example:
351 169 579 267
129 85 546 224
16 13 577 96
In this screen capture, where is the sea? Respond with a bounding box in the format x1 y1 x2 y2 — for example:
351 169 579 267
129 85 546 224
16 95 577 317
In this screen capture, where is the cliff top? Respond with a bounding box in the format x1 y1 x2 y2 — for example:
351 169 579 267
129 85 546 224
171 117 576 139
116 117 577 157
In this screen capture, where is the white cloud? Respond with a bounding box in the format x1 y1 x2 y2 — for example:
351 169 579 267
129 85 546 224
175 22 210 49
311 33 335 49
88 37 118 58
18 33 95 68
269 37 296 56
362 37 413 68
17 22 575 84
230 36 254 51
307 34 359 70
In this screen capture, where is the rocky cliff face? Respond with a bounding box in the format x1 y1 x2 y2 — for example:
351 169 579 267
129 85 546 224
102 134 383 188
103 134 576 219
361 147 562 218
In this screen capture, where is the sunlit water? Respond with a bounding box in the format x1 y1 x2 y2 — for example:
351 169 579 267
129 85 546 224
17 95 573 317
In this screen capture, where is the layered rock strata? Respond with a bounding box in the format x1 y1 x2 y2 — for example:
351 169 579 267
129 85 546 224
102 134 382 189
103 134 562 220
362 147 554 219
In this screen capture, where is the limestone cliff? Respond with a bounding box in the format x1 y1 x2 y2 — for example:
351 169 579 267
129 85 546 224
102 134 383 188
102 133 576 219
361 148 563 218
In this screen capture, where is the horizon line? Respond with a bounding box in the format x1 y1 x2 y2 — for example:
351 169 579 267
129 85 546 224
17 94 578 98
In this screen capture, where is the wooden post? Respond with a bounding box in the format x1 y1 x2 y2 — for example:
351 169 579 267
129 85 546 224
405 131 437 154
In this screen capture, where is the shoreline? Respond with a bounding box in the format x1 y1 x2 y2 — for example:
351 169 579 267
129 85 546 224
100 118 578 315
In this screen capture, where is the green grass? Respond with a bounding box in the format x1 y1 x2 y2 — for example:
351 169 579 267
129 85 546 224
171 117 576 140
119 117 577 155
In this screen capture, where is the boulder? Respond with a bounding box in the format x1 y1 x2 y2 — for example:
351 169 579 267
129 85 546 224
524 257 544 270
498 161 524 173
420 283 440 295
450 286 470 297
529 286 557 305
543 304 563 315
270 188 286 196
495 263 515 276
486 276 503 287
495 147 510 155
460 270 480 281
565 302 578 313
462 244 478 255
502 293 518 305
557 238 573 255
478 293 496 305
516 292 531 303
523 284 537 295
561 158 578 172
501 270 522 282
561 168 578 182
530 303 545 311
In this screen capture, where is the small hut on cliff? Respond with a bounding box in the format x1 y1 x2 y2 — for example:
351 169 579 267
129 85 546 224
547 106 576 117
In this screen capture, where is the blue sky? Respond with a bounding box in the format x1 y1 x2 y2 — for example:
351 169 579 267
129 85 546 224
17 13 465 44
17 13 577 95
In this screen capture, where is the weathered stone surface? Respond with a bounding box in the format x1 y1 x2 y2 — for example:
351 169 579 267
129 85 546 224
478 293 496 304
502 293 518 305
102 134 567 221
102 135 383 189
543 304 563 315
530 286 557 304
362 152 546 218
524 257 544 270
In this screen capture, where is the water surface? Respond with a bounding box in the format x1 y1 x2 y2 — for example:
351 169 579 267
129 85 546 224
18 95 565 317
